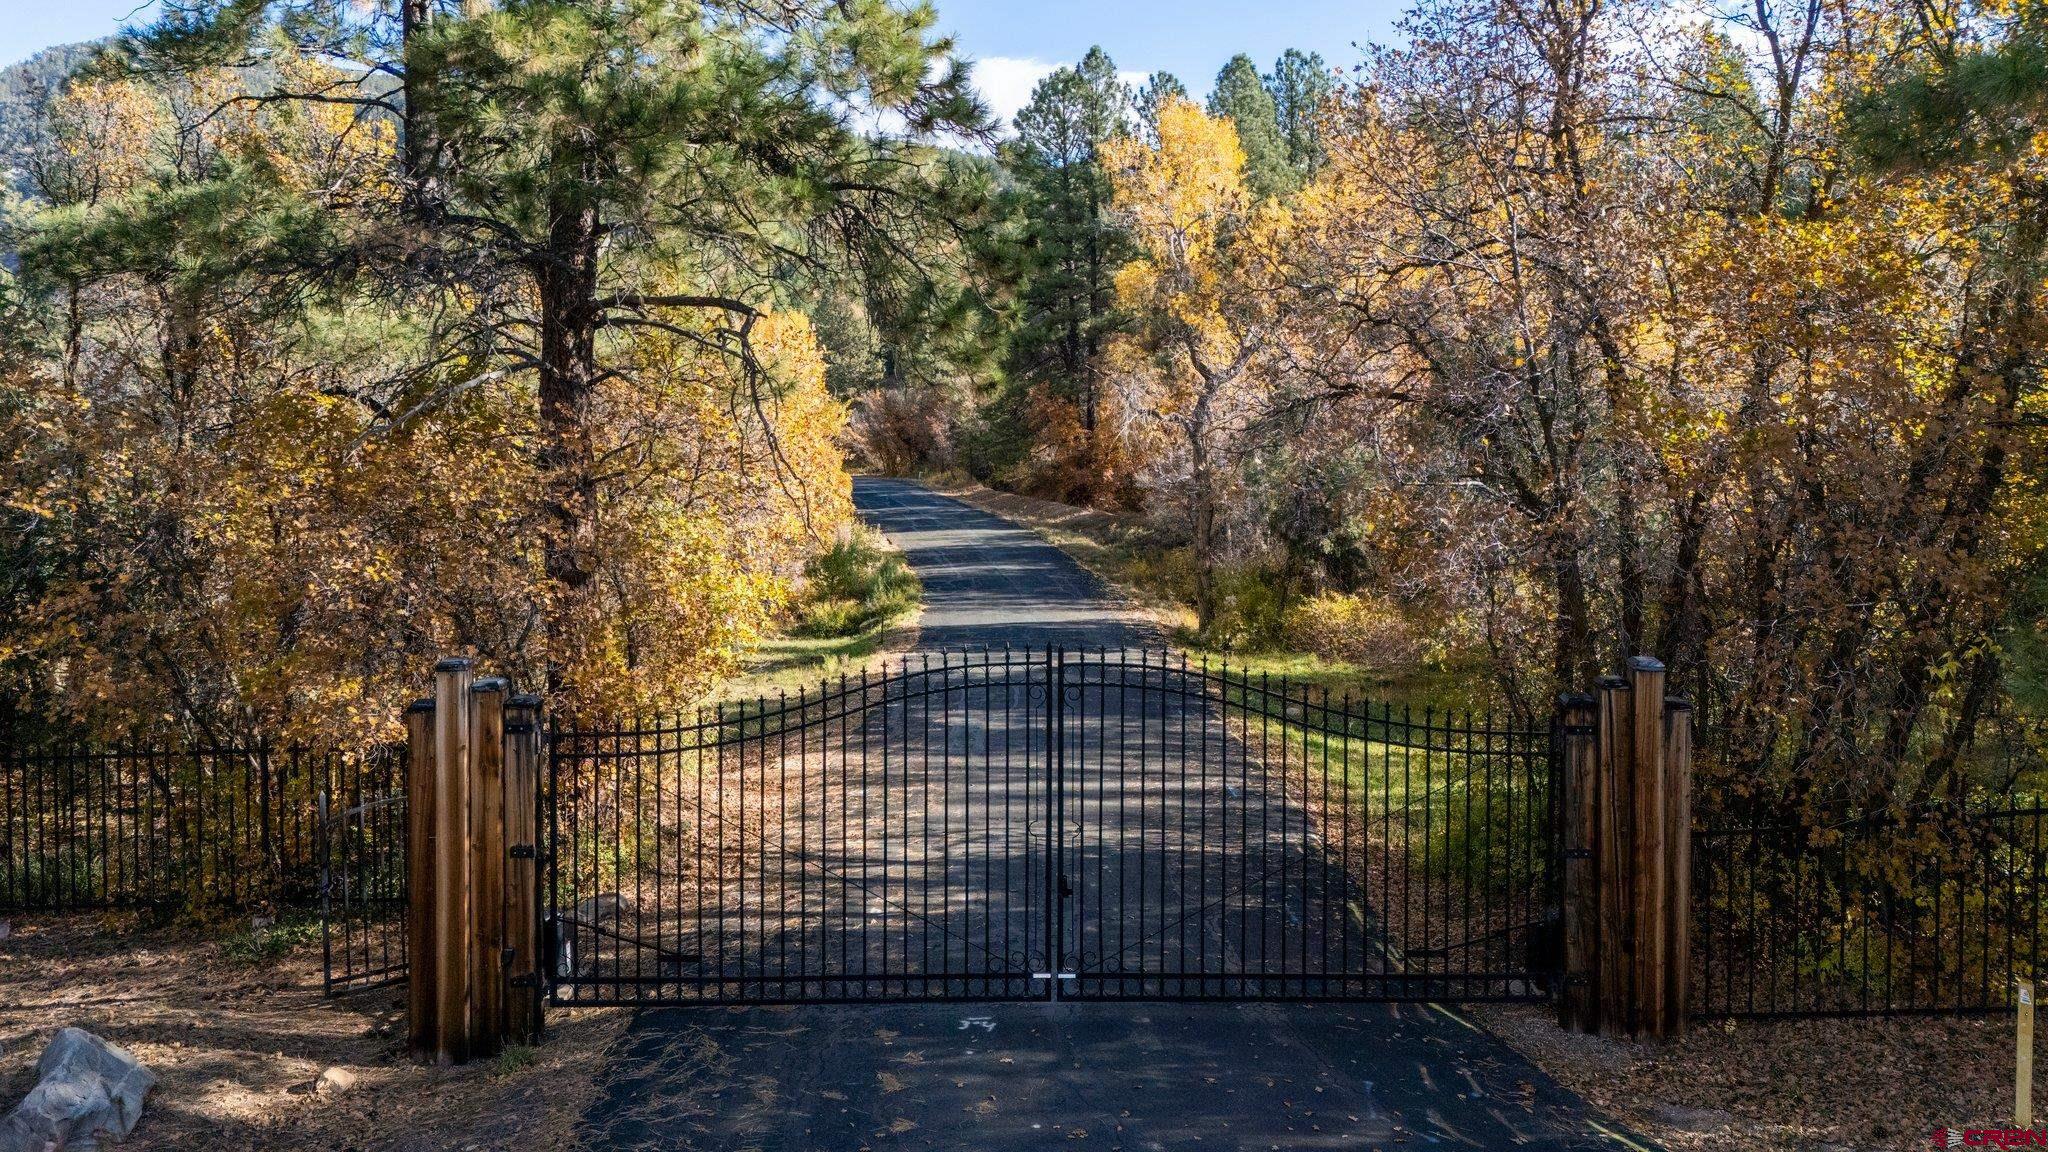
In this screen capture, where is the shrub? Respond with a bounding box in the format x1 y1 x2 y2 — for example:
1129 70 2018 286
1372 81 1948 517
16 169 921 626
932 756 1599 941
789 529 921 638
849 385 953 474
1205 566 1293 651
1282 590 1426 677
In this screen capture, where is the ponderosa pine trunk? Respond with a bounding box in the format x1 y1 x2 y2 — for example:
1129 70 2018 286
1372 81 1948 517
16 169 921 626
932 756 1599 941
536 187 604 649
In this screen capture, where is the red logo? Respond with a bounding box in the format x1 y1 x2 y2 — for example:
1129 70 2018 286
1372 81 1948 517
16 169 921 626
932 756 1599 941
1938 1130 2048 1148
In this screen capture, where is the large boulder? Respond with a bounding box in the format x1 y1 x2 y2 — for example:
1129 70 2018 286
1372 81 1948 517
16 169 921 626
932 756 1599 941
0 1028 156 1151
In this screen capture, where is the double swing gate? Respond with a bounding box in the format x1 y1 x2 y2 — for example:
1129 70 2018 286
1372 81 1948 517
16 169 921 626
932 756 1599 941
544 649 1558 1006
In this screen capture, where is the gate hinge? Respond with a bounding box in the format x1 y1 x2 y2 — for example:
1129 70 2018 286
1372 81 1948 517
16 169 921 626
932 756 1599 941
510 974 538 989
1561 848 1593 860
504 722 536 735
1560 724 1597 736
509 844 536 859
1563 973 1591 987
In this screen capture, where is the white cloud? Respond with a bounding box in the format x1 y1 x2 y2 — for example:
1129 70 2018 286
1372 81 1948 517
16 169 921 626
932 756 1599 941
972 56 1153 135
972 57 1060 130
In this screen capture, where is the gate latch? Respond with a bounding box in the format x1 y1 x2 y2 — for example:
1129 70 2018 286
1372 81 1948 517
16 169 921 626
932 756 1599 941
509 844 536 859
1058 874 1074 899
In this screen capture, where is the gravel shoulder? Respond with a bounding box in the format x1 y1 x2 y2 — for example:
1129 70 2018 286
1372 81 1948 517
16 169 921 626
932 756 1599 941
1475 1002 2020 1152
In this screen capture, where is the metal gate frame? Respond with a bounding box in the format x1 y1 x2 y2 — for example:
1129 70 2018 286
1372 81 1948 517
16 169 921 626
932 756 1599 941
540 649 1558 1008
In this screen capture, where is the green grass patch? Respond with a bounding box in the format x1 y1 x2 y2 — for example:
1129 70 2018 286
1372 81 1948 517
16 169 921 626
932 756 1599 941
491 1044 539 1076
789 529 920 640
721 526 922 700
219 910 321 965
1173 648 1500 714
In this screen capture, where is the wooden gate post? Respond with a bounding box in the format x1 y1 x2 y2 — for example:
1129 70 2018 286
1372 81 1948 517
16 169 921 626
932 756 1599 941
1557 693 1599 1031
503 693 543 1045
1594 673 1632 1035
403 698 436 1054
430 657 474 1065
1567 656 1694 1040
468 678 508 1060
408 659 536 1063
1662 695 1694 1037
1627 657 1668 1038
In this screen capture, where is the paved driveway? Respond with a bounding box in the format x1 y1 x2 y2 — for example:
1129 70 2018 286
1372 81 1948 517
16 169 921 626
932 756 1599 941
576 478 1645 1151
851 476 1155 650
586 1000 1631 1151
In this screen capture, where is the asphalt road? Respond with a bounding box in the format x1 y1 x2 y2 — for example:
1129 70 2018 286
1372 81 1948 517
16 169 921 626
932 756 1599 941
851 476 1156 651
585 999 1634 1152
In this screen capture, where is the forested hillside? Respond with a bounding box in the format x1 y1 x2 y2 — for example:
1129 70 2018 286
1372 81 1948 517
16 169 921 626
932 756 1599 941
0 42 100 196
1 0 2042 817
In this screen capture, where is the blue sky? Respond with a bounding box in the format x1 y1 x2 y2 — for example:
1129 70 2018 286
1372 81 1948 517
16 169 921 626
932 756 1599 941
1 0 158 68
933 0 1403 124
2 0 1407 129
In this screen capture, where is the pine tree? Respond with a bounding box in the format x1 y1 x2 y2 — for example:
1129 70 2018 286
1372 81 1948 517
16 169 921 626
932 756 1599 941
1134 71 1187 143
1000 45 1132 480
1265 49 1331 181
1207 54 1292 198
105 0 991 680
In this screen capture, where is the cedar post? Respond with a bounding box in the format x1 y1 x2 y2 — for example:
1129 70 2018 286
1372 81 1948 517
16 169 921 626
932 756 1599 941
1557 693 1599 1031
1593 674 1632 1035
430 658 474 1065
1627 657 1668 1038
468 678 508 1059
1662 696 1694 1036
1567 657 1693 1040
403 699 437 1055
503 693 543 1044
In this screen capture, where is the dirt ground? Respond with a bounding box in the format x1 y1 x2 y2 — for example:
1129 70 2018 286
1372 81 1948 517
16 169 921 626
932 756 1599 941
0 912 626 1151
1476 1001 2023 1151
1 910 2026 1151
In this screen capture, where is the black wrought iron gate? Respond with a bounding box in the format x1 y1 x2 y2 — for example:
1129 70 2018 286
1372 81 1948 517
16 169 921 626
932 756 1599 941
543 649 1556 1006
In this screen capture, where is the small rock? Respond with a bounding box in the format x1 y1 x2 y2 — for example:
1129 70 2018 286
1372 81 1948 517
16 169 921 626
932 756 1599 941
250 914 274 930
315 1067 357 1096
0 918 11 940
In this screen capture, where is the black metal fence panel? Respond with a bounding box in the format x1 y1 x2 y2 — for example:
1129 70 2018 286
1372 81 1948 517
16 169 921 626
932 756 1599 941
1055 654 1556 1001
29 651 2037 1021
0 737 399 915
319 775 410 994
1694 799 2047 1017
547 650 1056 1004
543 649 1558 1006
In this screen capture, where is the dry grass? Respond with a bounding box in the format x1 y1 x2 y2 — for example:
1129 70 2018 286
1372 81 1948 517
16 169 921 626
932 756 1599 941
1476 1001 2025 1151
0 913 627 1151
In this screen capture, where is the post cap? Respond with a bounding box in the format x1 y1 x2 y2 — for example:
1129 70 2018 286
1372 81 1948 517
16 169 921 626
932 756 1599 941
1663 696 1694 712
509 693 542 709
1557 692 1596 708
1627 655 1666 673
471 676 509 694
406 698 435 714
1597 675 1629 690
435 656 475 673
